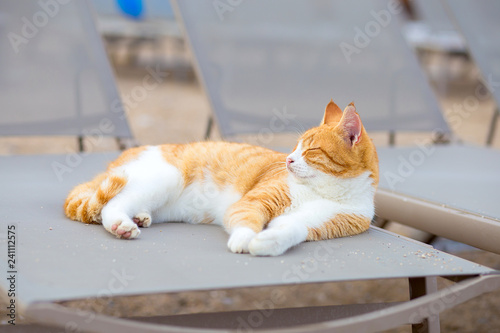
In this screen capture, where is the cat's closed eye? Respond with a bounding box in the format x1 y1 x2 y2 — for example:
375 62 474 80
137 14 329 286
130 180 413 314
302 147 321 155
304 147 346 172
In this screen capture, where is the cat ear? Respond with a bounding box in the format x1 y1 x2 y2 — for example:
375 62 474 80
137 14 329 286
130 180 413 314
321 99 343 125
339 102 362 146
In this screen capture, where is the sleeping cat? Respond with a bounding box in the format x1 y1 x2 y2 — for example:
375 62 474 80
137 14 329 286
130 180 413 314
64 100 378 256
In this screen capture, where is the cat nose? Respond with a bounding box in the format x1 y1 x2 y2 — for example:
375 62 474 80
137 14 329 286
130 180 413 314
286 157 294 166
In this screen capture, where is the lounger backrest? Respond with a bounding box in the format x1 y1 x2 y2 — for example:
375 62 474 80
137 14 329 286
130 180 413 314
443 0 500 109
0 1 132 138
413 0 457 32
174 0 449 137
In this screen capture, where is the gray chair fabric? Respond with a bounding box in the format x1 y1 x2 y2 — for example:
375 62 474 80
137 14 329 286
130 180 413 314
407 0 465 53
0 1 132 138
443 0 500 104
173 0 449 137
442 0 500 144
376 145 500 254
414 0 456 33
379 145 500 220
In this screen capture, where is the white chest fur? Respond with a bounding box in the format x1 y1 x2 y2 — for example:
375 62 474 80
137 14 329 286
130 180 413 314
286 171 375 218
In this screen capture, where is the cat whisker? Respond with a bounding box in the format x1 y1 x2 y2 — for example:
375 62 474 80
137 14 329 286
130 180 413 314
266 161 287 168
253 161 287 181
254 169 283 181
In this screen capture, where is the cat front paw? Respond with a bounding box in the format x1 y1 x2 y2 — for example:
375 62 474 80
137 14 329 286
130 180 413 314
248 229 290 256
107 219 140 239
227 227 257 254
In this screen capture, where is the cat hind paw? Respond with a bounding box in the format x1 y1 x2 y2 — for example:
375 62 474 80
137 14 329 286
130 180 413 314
133 212 152 228
107 219 140 239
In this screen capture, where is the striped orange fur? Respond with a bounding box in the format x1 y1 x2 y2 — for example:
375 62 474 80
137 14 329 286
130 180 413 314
307 214 372 241
64 173 127 224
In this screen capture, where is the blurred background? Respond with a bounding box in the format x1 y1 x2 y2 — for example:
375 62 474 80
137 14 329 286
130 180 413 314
1 0 499 156
0 1 499 332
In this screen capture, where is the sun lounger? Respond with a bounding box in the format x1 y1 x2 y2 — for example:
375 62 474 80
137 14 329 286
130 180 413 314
1 152 500 333
172 0 449 142
0 0 133 148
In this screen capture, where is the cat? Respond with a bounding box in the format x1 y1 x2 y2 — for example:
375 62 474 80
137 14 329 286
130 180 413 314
64 100 379 256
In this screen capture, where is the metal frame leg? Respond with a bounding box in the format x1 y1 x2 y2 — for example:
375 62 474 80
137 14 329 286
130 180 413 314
389 131 395 146
410 277 440 333
204 115 214 140
78 136 84 152
116 137 139 150
486 108 499 146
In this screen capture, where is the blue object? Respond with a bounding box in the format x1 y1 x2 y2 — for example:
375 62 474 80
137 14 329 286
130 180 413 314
116 0 143 19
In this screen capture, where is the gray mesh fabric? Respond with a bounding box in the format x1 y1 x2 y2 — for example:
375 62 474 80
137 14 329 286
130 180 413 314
175 0 449 137
443 0 500 107
378 145 500 221
0 1 132 137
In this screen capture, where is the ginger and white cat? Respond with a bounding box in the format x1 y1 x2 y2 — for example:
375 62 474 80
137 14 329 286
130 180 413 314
64 100 379 256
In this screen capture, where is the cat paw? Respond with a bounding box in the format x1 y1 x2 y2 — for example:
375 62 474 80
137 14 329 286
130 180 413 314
133 213 152 228
107 220 140 239
227 227 257 254
248 229 289 256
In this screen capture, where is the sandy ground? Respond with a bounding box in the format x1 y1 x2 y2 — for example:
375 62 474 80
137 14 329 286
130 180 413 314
1 36 500 332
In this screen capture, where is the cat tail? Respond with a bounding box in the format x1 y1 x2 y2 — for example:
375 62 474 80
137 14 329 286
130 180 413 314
64 172 128 224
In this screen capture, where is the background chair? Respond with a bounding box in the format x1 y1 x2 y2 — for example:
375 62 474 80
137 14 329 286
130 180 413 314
172 0 450 145
442 0 500 146
0 1 134 151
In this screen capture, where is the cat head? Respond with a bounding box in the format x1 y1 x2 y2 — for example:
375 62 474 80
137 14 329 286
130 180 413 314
286 100 379 186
